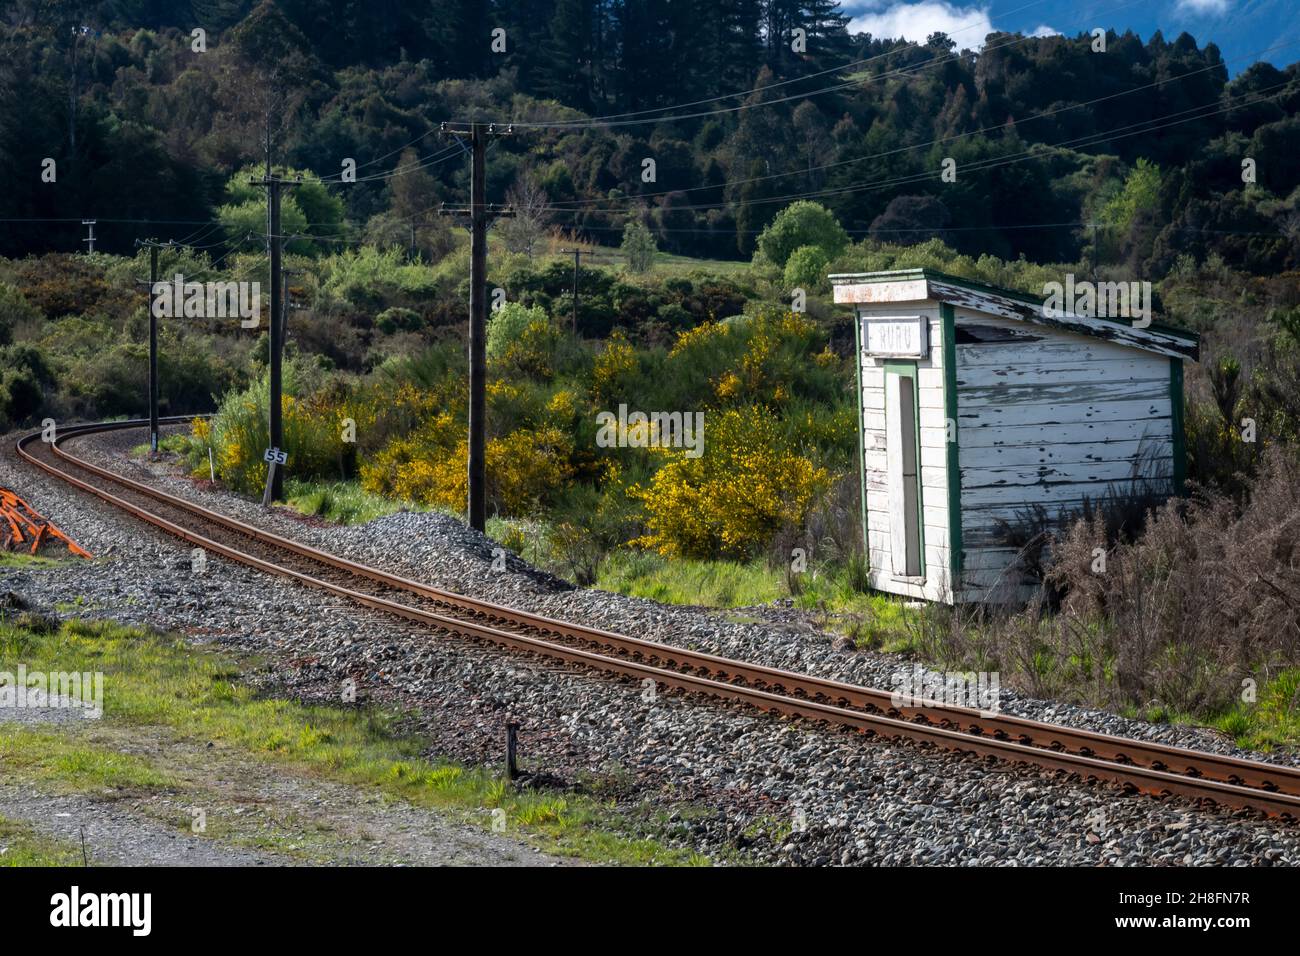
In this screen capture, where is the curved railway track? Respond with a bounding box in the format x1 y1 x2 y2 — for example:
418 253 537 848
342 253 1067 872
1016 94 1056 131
15 417 1300 820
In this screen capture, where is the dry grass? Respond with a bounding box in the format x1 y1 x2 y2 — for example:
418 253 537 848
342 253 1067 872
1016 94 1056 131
926 447 1300 729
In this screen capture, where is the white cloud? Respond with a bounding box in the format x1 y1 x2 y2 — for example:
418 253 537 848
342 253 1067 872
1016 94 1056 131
1030 24 1060 38
1174 0 1230 13
849 2 995 46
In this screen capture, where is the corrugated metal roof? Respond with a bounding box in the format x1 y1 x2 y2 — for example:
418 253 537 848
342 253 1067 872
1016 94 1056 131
830 268 1199 361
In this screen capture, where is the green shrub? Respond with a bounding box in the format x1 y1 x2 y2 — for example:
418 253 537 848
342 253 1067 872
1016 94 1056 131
0 282 40 344
487 302 549 361
620 219 657 273
755 201 849 269
376 307 422 334
0 343 56 427
783 244 830 291
204 363 350 495
655 302 691 330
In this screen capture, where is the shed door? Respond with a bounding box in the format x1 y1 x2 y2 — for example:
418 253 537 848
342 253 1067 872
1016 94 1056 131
884 361 923 577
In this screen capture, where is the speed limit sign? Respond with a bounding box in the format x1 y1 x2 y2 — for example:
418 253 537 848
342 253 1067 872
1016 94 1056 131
262 447 287 507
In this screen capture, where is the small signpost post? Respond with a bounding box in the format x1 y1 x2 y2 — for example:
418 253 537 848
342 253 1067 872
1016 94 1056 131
261 447 286 508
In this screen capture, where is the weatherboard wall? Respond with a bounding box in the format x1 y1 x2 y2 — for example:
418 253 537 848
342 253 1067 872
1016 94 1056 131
952 308 1175 600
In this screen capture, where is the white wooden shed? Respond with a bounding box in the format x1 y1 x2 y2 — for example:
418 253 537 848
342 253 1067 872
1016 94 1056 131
830 269 1199 603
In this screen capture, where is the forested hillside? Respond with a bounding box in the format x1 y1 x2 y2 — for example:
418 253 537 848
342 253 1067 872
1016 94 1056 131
2 0 1298 274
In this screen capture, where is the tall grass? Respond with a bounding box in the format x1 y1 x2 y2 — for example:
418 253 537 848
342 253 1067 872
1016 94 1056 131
924 447 1300 743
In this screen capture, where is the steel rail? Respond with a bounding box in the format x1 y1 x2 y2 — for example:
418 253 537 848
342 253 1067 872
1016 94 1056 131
15 418 1300 819
28 421 1300 796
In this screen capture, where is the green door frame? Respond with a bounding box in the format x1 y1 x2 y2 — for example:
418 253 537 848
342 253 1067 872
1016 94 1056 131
853 314 869 565
883 358 924 578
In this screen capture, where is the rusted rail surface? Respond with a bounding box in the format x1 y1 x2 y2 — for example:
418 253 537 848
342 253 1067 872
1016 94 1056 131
15 418 1300 820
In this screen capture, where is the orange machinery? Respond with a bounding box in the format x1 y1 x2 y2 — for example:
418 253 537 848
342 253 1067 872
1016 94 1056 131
0 488 93 558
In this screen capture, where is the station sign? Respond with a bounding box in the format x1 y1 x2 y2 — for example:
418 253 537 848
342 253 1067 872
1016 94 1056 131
862 315 928 358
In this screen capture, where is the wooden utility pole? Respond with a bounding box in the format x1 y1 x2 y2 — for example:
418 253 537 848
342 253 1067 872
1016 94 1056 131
281 267 303 345
439 122 513 532
135 238 163 456
147 242 159 454
558 248 586 333
1089 222 1100 281
252 170 300 502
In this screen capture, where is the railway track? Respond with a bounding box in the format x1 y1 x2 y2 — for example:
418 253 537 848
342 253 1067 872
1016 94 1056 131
15 417 1300 820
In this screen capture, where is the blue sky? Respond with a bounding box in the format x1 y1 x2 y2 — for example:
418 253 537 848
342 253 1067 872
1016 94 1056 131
841 0 1300 73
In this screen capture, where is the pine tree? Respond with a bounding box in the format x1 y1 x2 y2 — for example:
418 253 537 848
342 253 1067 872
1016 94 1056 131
538 0 596 110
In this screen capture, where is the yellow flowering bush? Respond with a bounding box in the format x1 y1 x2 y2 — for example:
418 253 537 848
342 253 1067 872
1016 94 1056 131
501 318 563 379
668 320 728 358
347 382 447 453
591 330 638 405
194 372 351 494
361 419 574 517
630 405 831 559
668 311 827 409
546 388 577 424
715 371 741 400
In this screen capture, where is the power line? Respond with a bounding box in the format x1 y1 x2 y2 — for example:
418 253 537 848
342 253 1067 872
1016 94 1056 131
12 63 1293 258
529 36 1300 213
528 79 1297 219
487 0 1139 130
315 142 464 184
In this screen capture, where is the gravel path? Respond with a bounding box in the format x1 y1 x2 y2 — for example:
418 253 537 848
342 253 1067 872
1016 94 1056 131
0 642 563 868
0 785 286 867
3 423 1299 866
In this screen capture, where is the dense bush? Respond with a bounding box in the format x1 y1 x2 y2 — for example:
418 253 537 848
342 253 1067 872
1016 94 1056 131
783 244 831 291
486 302 548 360
360 415 574 517
375 307 422 334
0 343 56 428
1048 448 1300 714
0 282 39 344
754 201 849 269
631 405 832 560
197 364 351 494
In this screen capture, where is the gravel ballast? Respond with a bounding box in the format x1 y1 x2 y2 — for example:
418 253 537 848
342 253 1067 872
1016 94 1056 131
3 424 1298 866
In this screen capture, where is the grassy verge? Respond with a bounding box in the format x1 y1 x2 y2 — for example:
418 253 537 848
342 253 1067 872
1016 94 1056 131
129 434 192 458
898 607 1300 752
592 549 920 650
597 550 783 607
129 433 412 527
1125 670 1300 751
0 816 85 866
0 551 66 570
1216 669 1300 749
0 617 710 865
282 479 418 525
